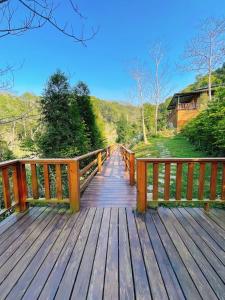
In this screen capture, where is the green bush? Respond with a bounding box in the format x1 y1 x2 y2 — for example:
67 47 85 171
182 88 225 156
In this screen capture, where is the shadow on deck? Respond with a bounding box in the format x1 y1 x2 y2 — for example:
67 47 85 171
0 206 225 299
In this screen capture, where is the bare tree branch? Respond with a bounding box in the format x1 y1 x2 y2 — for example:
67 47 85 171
0 0 98 45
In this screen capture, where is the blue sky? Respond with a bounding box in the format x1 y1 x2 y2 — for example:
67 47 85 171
1 0 225 102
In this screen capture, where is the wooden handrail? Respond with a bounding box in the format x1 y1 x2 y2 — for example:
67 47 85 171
120 146 135 186
0 145 113 215
136 157 225 213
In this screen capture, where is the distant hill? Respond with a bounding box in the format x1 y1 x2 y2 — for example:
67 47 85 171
0 92 140 157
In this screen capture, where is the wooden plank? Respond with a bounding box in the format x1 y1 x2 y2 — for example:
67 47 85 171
31 164 39 199
152 163 159 201
126 208 151 300
173 208 225 284
136 161 147 212
175 162 182 200
210 162 218 200
104 208 119 300
198 162 205 200
9 210 86 300
2 167 11 209
145 212 185 300
55 208 96 300
21 209 81 300
70 209 103 299
0 207 45 252
163 209 225 299
179 208 225 266
0 209 66 299
221 163 225 200
43 164 50 199
135 212 168 299
186 162 194 200
55 164 62 200
152 211 201 299
164 162 170 201
118 208 135 300
87 208 110 299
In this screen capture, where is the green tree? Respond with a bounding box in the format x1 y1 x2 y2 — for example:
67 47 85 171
38 71 88 157
73 81 105 149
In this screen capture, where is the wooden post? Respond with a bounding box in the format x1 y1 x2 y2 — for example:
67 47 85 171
130 152 135 186
17 162 28 212
68 160 80 212
108 146 111 158
136 160 147 213
97 152 102 173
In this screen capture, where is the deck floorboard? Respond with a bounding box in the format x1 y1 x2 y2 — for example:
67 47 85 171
0 152 225 299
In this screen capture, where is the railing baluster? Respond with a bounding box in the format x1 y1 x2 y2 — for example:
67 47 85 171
187 162 194 200
2 167 11 209
130 152 135 186
164 162 170 201
56 164 62 200
153 163 159 201
210 162 218 200
222 163 225 201
12 165 20 205
68 160 80 212
176 162 183 200
198 162 205 200
137 160 147 213
43 164 50 199
31 164 39 199
97 152 102 173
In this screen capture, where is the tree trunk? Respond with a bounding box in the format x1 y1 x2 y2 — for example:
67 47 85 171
141 105 148 143
208 71 212 101
155 103 159 135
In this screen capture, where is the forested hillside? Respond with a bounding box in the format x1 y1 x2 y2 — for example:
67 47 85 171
0 85 140 160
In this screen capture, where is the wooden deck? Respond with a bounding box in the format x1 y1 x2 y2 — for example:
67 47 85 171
1 150 225 299
1 206 225 299
81 149 136 207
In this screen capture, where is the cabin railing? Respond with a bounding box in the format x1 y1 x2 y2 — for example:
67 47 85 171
136 157 225 213
120 146 135 186
0 146 112 215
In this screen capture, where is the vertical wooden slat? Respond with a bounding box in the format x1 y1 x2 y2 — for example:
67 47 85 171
18 163 28 211
43 164 50 199
129 152 135 186
221 163 225 201
198 162 205 200
97 152 102 173
2 167 11 209
164 162 170 201
137 160 147 213
210 162 218 200
55 164 62 200
31 164 39 199
176 162 183 200
152 163 159 201
12 165 20 204
68 160 80 212
186 162 194 200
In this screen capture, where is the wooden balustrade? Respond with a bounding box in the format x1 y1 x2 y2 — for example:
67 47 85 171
0 146 112 215
120 146 135 186
136 157 225 213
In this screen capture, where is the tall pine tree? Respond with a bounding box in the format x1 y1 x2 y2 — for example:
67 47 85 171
38 71 89 157
73 81 105 149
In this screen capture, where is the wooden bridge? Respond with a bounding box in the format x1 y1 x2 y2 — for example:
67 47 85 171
0 146 225 299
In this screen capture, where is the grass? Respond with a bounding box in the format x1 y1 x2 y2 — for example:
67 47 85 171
131 134 224 206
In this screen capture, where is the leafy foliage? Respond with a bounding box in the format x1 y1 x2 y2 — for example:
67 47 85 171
182 88 225 155
116 116 139 145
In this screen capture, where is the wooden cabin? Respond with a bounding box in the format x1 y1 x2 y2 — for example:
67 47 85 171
167 87 216 130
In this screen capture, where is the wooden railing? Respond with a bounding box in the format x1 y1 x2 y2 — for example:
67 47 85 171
136 158 225 212
120 146 135 185
0 146 112 215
